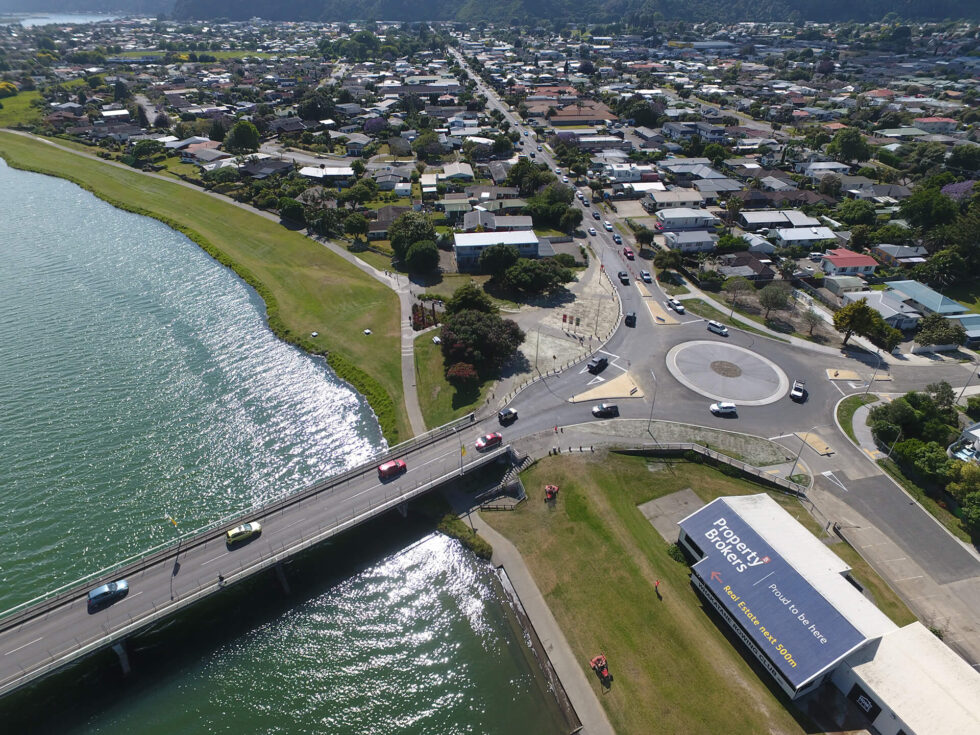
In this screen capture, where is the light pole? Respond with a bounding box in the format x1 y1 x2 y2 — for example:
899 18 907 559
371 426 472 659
956 357 979 405
789 425 828 480
646 369 659 439
863 351 882 399
886 427 904 461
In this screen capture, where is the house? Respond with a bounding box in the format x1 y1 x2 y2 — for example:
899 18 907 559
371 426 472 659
548 100 618 126
798 161 851 181
824 276 868 297
662 121 698 140
440 162 474 181
368 205 411 240
716 252 774 282
740 210 820 231
437 195 473 219
872 244 928 268
663 230 718 253
842 290 921 330
299 165 355 182
462 211 533 232
885 281 967 316
343 133 371 156
912 117 958 134
655 207 719 231
645 189 704 212
453 231 540 270
820 248 879 276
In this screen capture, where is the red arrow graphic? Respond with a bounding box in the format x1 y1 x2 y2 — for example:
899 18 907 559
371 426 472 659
710 571 723 583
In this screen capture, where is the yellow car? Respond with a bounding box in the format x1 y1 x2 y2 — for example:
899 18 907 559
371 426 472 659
226 521 262 545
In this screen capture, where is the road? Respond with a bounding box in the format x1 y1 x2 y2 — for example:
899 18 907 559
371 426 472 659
0 421 510 696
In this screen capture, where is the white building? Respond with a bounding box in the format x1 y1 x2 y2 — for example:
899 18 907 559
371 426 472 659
663 230 718 253
453 230 540 271
655 207 719 231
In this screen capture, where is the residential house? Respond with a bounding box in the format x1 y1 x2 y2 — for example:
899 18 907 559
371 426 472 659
343 133 371 156
656 207 719 231
368 205 411 240
820 248 879 276
885 281 967 317
453 231 540 270
872 244 928 268
663 230 718 253
645 189 704 212
912 117 958 134
740 210 821 231
440 162 475 181
824 276 869 297
842 290 922 330
716 252 775 282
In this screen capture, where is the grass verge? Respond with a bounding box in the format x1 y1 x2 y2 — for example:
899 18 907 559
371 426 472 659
681 298 784 341
0 131 407 442
483 454 915 735
836 393 878 445
414 333 493 429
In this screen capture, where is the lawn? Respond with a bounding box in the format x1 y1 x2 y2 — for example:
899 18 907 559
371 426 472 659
0 132 408 443
836 393 879 445
0 90 42 127
414 334 493 429
944 282 980 315
483 454 915 735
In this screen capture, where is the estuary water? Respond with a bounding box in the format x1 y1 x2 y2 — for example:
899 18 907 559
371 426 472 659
0 159 566 733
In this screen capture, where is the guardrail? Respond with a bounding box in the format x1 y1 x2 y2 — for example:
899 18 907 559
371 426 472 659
0 443 511 698
0 414 476 625
618 442 807 497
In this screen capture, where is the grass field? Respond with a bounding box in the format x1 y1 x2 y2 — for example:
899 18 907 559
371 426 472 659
836 393 878 445
483 453 915 735
682 297 782 340
0 90 42 127
0 132 407 442
945 282 980 315
414 334 493 429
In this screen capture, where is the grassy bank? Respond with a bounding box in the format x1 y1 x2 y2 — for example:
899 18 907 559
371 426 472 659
0 90 42 127
483 453 915 735
0 131 407 442
836 393 878 445
414 333 493 429
681 297 782 340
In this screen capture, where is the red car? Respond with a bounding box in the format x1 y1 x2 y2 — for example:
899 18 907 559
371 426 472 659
475 433 503 451
377 458 407 480
623 247 634 260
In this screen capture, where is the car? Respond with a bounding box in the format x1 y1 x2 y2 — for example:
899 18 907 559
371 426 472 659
576 190 584 200
562 176 569 183
808 252 823 262
640 270 653 283
592 210 601 220
706 320 729 336
618 271 630 285
476 432 503 451
613 234 623 245
588 227 597 236
587 355 609 373
603 221 614 232
592 403 619 418
529 152 535 158
377 458 407 480
710 402 738 416
226 521 262 545
523 130 529 136
622 246 633 259
87 580 129 610
498 407 518 424
790 380 807 402
624 311 637 327
667 298 685 314
537 145 542 151
555 167 562 174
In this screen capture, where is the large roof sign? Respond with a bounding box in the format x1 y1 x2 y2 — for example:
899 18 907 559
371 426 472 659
681 503 868 689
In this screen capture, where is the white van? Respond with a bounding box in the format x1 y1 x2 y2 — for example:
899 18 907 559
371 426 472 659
707 320 729 336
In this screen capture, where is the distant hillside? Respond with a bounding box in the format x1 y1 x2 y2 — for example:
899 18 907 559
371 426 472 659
0 0 172 14
170 0 977 23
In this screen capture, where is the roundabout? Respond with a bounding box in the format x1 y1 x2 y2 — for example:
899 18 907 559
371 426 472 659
665 341 789 405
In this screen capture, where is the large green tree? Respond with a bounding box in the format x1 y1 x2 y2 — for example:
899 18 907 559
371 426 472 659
404 239 440 273
915 313 967 347
833 298 876 345
388 211 436 261
899 187 958 230
224 119 260 153
446 282 496 315
826 127 870 162
478 244 520 277
440 309 525 376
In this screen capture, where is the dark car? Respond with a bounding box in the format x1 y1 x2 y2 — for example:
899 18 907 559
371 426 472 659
498 407 518 424
592 210 601 220
618 271 630 285
591 403 619 418
624 311 636 327
587 356 609 374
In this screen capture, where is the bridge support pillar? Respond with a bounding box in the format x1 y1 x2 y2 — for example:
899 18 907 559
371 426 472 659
396 502 408 518
112 641 131 677
274 563 291 595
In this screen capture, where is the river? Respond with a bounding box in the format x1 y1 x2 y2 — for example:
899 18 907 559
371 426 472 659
0 159 567 733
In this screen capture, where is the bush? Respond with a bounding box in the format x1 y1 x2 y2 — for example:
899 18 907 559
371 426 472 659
437 514 493 559
666 544 689 564
720 463 742 478
966 395 980 420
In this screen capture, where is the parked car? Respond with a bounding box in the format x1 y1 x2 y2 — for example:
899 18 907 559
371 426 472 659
707 320 729 336
592 210 601 220
498 408 518 424
555 167 562 174
592 403 619 418
710 402 738 416
377 458 407 480
588 227 597 236
476 432 503 451
640 270 653 283
587 355 609 373
624 311 636 327
88 580 129 610
530 152 535 158
667 298 685 314
226 521 262 545
603 221 614 232
790 380 807 402
537 145 543 151
618 271 630 285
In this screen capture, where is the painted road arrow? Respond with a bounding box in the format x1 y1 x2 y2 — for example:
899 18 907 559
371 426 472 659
710 571 723 583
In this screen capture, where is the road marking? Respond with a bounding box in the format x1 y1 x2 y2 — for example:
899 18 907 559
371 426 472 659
821 471 848 492
4 637 42 656
882 557 908 564
894 575 924 582
769 433 796 440
200 554 226 567
830 381 846 396
587 375 606 385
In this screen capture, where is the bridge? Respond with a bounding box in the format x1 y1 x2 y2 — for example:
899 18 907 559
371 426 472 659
0 414 515 698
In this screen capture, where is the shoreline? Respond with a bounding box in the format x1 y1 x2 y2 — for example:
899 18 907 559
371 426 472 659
0 130 406 443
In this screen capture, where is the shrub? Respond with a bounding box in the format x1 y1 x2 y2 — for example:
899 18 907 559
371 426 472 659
966 395 980 420
666 544 689 564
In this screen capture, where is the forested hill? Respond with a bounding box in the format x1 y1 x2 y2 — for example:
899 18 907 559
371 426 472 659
0 0 172 13
170 0 976 23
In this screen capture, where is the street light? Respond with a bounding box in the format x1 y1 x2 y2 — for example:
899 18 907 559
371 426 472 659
863 351 882 399
956 357 980 405
646 369 659 438
788 425 829 480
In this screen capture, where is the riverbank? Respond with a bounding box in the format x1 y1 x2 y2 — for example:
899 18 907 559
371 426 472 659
0 131 407 443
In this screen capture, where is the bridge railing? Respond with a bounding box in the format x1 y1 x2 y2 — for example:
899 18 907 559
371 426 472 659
0 413 476 625
0 444 512 698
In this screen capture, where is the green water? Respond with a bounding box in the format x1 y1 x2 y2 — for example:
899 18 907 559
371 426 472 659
0 160 567 734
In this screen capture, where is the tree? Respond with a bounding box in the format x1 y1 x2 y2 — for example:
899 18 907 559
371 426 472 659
948 462 980 504
208 118 226 142
278 197 305 224
915 313 966 347
835 198 877 226
411 130 443 161
479 244 520 277
224 120 260 153
446 282 497 315
113 79 129 101
136 105 149 129
722 276 753 310
501 258 574 295
818 174 842 197
131 139 163 163
833 298 876 345
558 206 583 234
635 228 654 250
947 145 980 173
703 142 727 166
351 159 366 178
899 187 958 230
440 309 525 376
653 249 682 272
759 283 790 319
802 307 822 335
405 240 440 273
826 127 870 162
716 234 749 254
388 211 435 261
153 112 171 129
344 212 368 241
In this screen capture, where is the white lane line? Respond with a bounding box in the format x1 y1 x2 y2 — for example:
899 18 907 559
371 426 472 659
882 557 908 564
200 554 226 567
821 470 849 492
830 381 846 396
894 575 924 582
4 636 43 656
769 433 796 440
